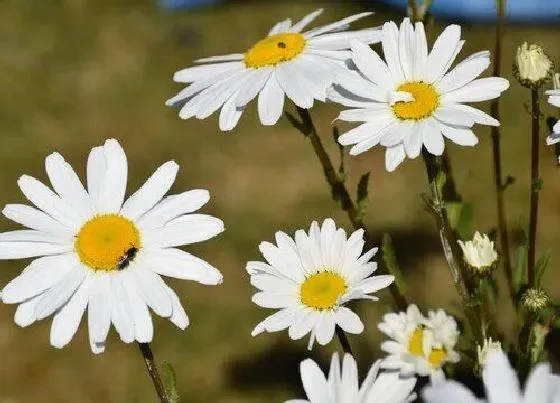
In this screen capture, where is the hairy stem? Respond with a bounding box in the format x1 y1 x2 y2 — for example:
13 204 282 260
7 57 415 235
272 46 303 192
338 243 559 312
336 326 353 355
289 107 409 310
491 0 513 295
137 342 170 403
528 89 541 288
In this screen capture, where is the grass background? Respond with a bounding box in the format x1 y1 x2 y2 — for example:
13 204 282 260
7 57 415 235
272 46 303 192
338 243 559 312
0 0 559 401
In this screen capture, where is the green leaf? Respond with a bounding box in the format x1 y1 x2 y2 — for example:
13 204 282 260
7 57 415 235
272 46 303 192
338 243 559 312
162 362 180 403
446 202 473 239
356 172 370 212
381 234 407 297
435 169 447 195
513 245 527 296
332 126 346 180
535 250 552 287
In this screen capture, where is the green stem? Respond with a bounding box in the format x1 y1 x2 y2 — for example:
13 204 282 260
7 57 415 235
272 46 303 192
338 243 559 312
137 342 170 403
289 107 409 310
528 89 541 288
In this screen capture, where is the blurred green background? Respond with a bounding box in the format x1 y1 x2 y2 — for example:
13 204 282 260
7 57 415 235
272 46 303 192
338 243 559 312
0 0 559 401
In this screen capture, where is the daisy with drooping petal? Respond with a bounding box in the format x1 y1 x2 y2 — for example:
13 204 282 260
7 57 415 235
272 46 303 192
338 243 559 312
166 9 382 131
0 139 224 353
287 352 416 403
330 18 510 171
378 304 460 381
423 350 560 403
248 218 394 348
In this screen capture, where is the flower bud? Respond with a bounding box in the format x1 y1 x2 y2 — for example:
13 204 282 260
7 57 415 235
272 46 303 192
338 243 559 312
477 338 502 368
521 288 550 313
457 232 498 274
514 43 553 88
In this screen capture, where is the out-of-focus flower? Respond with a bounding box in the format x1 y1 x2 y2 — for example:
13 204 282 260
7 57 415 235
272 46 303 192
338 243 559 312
0 139 224 353
330 18 509 171
545 73 560 147
167 9 382 131
521 288 550 313
477 338 502 367
286 353 416 403
423 350 560 403
247 218 394 348
457 231 498 274
378 304 460 381
514 42 553 88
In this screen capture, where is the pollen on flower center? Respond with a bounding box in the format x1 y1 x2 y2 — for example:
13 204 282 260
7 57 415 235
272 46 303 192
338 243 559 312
300 271 347 310
408 327 448 367
392 82 439 120
75 214 141 271
244 33 306 69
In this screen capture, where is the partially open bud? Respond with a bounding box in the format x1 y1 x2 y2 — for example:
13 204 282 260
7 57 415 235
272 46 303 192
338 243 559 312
521 288 550 313
457 232 498 274
477 338 502 368
514 43 554 88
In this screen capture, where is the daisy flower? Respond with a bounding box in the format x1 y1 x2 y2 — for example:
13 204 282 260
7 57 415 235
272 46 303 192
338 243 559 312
247 218 394 348
287 352 416 403
378 304 460 381
423 350 560 403
0 139 224 353
545 73 560 146
166 8 382 131
330 18 510 171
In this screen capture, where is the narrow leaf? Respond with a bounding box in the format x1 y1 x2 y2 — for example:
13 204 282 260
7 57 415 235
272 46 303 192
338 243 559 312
162 362 180 403
381 233 407 297
513 245 527 296
535 250 552 287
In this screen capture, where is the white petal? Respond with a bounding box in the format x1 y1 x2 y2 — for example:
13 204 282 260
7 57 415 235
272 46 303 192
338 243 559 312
441 104 499 126
87 273 112 344
0 230 69 244
252 292 295 309
130 266 172 318
440 123 479 146
338 114 394 146
441 77 510 103
219 91 245 131
382 21 405 83
14 295 42 327
304 12 372 38
289 9 323 33
142 214 224 248
404 124 423 158
235 68 273 107
35 265 88 321
349 41 393 91
334 307 364 334
1 254 76 303
258 72 285 126
299 358 330 402
437 51 491 93
121 276 153 343
173 62 244 83
194 53 244 63
289 309 316 340
110 275 135 343
424 25 462 83
423 118 445 155
423 380 481 403
335 69 388 103
385 144 406 172
308 29 382 50
101 139 128 213
524 364 552 403
251 307 298 336
163 284 189 330
275 62 314 109
137 189 210 230
268 18 292 35
2 204 72 237
86 146 106 211
121 161 179 220
0 241 72 260
138 248 222 285
50 273 92 349
356 275 394 293
413 22 428 81
45 152 94 220
483 351 522 403
398 18 415 81
315 311 335 345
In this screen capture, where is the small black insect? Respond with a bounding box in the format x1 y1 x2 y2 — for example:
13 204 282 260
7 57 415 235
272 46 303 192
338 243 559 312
277 41 287 49
117 245 138 270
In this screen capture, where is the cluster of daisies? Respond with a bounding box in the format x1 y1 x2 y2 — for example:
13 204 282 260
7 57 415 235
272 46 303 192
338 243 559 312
2 6 560 403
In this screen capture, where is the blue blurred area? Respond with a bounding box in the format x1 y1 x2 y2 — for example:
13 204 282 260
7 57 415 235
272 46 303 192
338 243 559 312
157 0 221 10
379 0 560 23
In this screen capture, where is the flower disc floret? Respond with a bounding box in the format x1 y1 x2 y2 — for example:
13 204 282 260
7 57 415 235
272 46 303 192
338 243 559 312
245 33 306 68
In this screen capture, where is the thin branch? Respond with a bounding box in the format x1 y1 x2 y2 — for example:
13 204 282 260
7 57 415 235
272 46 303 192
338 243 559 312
288 107 409 310
490 0 513 295
336 326 353 355
528 89 541 288
137 342 170 403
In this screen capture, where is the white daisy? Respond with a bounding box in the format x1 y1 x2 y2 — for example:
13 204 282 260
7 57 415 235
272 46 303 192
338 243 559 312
0 139 224 353
423 350 560 403
457 231 498 274
166 9 382 131
286 352 416 403
378 304 460 381
545 74 560 146
247 218 394 348
330 17 510 171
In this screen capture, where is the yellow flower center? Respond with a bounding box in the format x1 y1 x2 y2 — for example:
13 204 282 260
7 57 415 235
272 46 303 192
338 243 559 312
75 214 141 271
408 327 448 367
244 33 306 69
392 82 439 120
300 271 347 310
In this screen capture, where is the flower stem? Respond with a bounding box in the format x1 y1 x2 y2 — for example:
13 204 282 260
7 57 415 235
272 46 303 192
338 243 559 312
287 107 409 311
528 89 541 288
491 0 513 295
137 342 170 403
335 326 353 355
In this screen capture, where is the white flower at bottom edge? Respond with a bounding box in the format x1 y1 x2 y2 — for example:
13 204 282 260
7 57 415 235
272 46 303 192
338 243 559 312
247 218 394 348
423 350 560 403
378 304 460 381
0 139 224 353
167 8 382 131
329 17 509 172
286 352 416 403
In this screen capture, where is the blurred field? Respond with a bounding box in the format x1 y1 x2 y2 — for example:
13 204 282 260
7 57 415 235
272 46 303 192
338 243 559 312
0 0 560 401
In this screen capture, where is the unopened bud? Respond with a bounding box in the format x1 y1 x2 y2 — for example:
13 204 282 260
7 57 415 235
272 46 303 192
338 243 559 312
514 43 553 88
457 232 498 274
521 288 550 312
